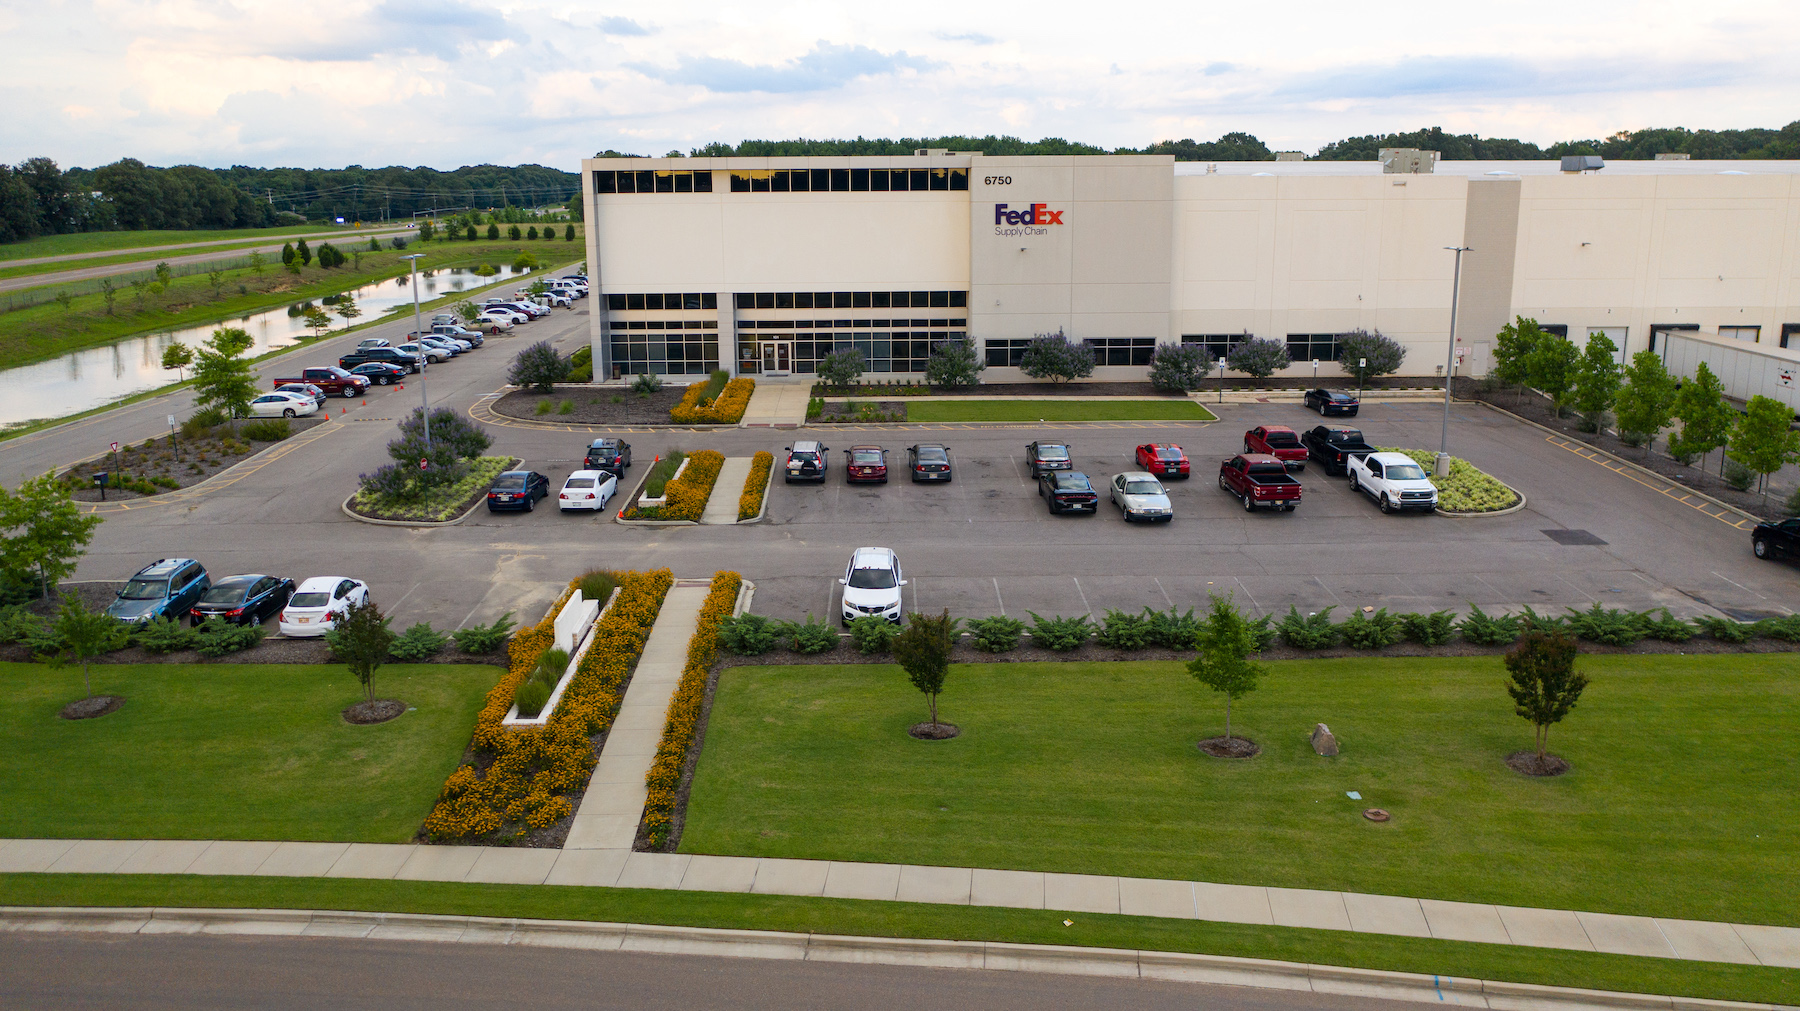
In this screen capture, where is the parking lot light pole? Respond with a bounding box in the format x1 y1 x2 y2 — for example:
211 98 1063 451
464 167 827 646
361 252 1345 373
402 253 431 450
1440 245 1472 464
1218 357 1227 404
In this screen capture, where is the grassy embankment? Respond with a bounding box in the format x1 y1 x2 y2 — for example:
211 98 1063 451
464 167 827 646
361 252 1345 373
0 225 360 262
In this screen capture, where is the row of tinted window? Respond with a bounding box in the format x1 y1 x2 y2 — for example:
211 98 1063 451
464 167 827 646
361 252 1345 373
1181 334 1344 363
606 293 719 311
593 170 714 194
728 168 968 193
611 337 720 376
984 337 1157 368
740 336 959 374
736 291 966 309
740 319 965 329
609 320 721 330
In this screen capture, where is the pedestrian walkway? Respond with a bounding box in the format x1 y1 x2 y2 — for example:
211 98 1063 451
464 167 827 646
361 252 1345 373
699 458 753 524
3 836 1794 969
737 379 811 428
561 582 712 850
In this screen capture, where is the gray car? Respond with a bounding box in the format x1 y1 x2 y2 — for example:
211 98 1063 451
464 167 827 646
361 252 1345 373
1109 472 1174 523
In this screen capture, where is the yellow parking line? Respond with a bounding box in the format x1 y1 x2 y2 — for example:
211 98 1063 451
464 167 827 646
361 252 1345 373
1545 435 1753 530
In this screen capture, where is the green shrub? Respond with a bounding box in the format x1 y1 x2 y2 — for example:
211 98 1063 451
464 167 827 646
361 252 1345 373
0 606 45 645
1277 605 1337 649
1141 605 1200 650
1696 615 1754 643
21 620 66 657
1565 602 1645 646
182 408 226 437
1457 605 1521 646
1337 607 1404 649
135 616 199 653
452 611 516 653
1640 608 1695 642
782 614 838 654
1026 612 1092 651
578 570 616 606
1398 610 1456 646
1518 605 1569 635
849 615 898 654
965 615 1024 652
631 372 663 394
1096 609 1153 650
240 419 292 442
513 680 551 718
1755 614 1800 642
1724 460 1754 492
389 621 448 661
718 613 780 655
1248 613 1278 652
194 619 265 658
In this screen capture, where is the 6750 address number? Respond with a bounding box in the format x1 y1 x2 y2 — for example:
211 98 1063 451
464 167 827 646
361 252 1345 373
983 175 1012 186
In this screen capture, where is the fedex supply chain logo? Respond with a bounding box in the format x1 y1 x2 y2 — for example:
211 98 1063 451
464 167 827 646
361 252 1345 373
994 202 1064 237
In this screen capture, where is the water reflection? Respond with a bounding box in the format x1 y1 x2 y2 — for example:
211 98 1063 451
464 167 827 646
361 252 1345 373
0 264 532 425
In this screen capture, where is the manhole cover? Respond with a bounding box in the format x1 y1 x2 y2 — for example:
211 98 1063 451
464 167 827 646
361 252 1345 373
1542 529 1607 546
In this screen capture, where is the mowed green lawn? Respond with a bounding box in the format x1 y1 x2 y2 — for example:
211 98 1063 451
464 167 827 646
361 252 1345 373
0 225 354 262
683 656 1800 927
0 662 497 842
906 399 1216 422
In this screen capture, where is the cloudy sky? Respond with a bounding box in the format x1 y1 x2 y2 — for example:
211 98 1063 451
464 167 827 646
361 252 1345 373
3 0 1797 170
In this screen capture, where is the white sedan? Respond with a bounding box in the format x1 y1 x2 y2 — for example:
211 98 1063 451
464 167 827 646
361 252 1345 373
1109 471 1174 522
558 470 618 512
277 576 369 637
479 307 529 325
247 391 320 418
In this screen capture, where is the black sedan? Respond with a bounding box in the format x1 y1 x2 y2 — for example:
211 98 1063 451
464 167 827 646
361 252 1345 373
906 444 953 482
486 470 551 512
1038 471 1099 514
1303 388 1360 417
349 362 409 385
189 574 294 627
1753 518 1800 562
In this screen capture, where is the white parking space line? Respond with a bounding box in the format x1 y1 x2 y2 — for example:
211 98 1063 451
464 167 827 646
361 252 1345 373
1710 571 1765 599
1312 576 1343 607
387 581 422 618
1231 577 1263 615
992 578 1005 616
1153 577 1174 608
1071 576 1093 618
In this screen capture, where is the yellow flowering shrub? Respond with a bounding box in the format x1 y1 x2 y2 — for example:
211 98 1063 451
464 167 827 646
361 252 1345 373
422 568 673 842
660 450 723 521
739 451 773 520
669 378 756 424
642 569 741 848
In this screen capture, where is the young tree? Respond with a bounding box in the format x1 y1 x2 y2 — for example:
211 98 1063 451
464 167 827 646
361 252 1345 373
1571 332 1622 431
1018 328 1095 383
1187 593 1264 744
526 225 539 240
564 224 575 241
335 598 396 705
0 472 103 599
54 291 73 312
206 268 225 299
1503 632 1587 762
45 596 130 699
302 305 333 337
507 341 570 392
1613 349 1677 450
891 609 957 730
1728 395 1800 501
160 340 193 380
419 220 436 241
1668 362 1737 476
190 327 259 426
334 294 362 325
924 339 984 387
1147 342 1211 391
817 349 865 387
295 238 312 266
507 224 522 240
248 250 266 274
1491 317 1546 402
1336 329 1407 385
154 261 173 288
454 299 481 323
368 236 381 251
395 406 492 460
469 224 480 241
1226 337 1291 382
1526 334 1581 415
280 242 296 266
98 277 117 315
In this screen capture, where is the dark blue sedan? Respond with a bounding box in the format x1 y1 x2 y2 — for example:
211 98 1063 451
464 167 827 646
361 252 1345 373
348 362 409 385
189 573 295 627
486 470 551 512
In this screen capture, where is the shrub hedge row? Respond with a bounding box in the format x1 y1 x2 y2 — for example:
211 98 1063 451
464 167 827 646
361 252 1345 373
643 569 741 849
739 451 773 520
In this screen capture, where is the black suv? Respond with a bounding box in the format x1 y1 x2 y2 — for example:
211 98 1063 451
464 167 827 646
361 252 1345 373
783 441 829 483
1752 518 1800 562
583 438 632 476
105 558 211 624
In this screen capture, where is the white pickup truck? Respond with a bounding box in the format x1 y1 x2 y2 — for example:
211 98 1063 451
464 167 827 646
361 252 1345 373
1346 451 1439 513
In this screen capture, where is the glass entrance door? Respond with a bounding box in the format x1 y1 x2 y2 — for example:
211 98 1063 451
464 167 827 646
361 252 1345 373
760 341 792 375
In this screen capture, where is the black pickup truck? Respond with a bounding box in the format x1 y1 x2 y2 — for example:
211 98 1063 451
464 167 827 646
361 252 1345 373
1301 425 1378 476
338 347 421 373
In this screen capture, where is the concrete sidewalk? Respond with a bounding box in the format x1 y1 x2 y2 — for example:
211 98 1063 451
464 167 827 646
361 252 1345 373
699 458 754 524
738 380 811 428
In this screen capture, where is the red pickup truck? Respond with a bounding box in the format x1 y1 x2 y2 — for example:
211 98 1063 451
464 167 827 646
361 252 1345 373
1219 454 1303 512
273 366 369 399
1244 426 1308 469
1134 443 1190 478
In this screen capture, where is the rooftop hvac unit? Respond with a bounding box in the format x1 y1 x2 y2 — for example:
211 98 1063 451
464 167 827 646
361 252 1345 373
1655 152 1690 161
1379 148 1438 174
1560 155 1605 173
1274 151 1305 162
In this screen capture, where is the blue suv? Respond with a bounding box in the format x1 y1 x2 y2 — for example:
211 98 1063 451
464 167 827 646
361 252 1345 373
105 558 211 624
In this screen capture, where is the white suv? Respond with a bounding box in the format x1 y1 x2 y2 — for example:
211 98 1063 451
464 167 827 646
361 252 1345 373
1347 451 1439 513
839 547 905 625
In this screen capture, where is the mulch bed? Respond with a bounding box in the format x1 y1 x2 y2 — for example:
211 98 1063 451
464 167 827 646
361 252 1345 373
1199 735 1260 758
814 400 907 423
492 386 690 426
64 418 328 502
1506 750 1571 777
60 695 123 720
1453 378 1794 522
908 721 960 740
342 698 405 724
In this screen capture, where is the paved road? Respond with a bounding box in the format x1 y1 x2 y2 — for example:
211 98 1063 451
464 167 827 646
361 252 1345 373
1 932 1400 1011
0 225 417 293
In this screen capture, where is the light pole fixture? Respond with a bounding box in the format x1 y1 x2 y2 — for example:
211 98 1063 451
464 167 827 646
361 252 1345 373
401 253 431 450
1218 357 1227 404
1440 245 1472 464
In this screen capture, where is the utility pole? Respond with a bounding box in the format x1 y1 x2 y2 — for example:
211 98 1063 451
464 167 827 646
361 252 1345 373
402 253 431 451
1439 246 1472 466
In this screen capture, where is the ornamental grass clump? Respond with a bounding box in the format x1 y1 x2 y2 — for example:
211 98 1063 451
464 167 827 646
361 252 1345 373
578 570 616 606
643 571 740 848
1457 604 1521 646
1398 610 1456 647
1026 612 1092 651
965 615 1023 653
1096 608 1153 650
1336 607 1403 649
1276 605 1337 650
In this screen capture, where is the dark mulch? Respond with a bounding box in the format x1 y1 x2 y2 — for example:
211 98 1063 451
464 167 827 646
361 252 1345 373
1199 735 1260 758
814 400 907 423
492 386 690 426
342 698 406 724
26 583 120 616
60 695 123 720
64 418 328 502
1454 378 1794 522
908 721 960 740
1507 750 1571 777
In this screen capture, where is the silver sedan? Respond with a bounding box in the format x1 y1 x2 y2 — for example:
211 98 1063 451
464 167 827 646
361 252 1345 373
1109 471 1173 523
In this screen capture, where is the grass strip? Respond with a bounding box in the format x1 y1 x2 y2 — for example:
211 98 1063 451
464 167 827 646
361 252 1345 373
348 456 517 522
905 399 1217 423
640 451 687 500
1 874 1793 1005
0 225 362 263
1379 446 1520 512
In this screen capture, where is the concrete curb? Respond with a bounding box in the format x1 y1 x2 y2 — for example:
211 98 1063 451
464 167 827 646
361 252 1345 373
338 457 521 528
1 906 1786 1011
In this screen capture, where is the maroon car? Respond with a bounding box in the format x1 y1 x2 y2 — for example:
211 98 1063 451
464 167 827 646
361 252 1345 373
1244 426 1308 470
844 445 888 484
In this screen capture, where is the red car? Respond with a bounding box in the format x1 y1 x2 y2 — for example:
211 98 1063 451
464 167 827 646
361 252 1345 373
844 445 888 483
1134 443 1190 478
1244 426 1308 470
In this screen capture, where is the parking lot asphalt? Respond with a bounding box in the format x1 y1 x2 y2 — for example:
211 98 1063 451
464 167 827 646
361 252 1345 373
7 299 1794 636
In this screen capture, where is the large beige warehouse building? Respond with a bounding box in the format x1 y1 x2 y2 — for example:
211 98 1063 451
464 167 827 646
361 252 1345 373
579 153 1800 385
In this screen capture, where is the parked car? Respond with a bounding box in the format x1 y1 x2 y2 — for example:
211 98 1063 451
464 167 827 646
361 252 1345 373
583 438 632 476
1348 451 1439 513
783 441 829 483
105 558 210 625
486 470 552 512
478 308 527 327
1303 388 1361 417
189 574 295 627
839 546 905 625
1038 470 1099 514
348 362 408 385
906 444 953 482
844 445 889 484
429 324 484 347
416 336 466 357
339 347 421 373
483 299 544 320
429 313 459 326
248 391 319 418
356 337 392 350
1752 517 1800 562
521 288 570 308
1134 443 1190 479
395 342 447 364
1026 440 1073 478
278 576 368 637
1244 426 1308 470
1108 472 1174 522
273 383 327 407
1219 454 1303 512
558 470 618 512
470 314 514 332
1300 425 1379 476
274 366 368 399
